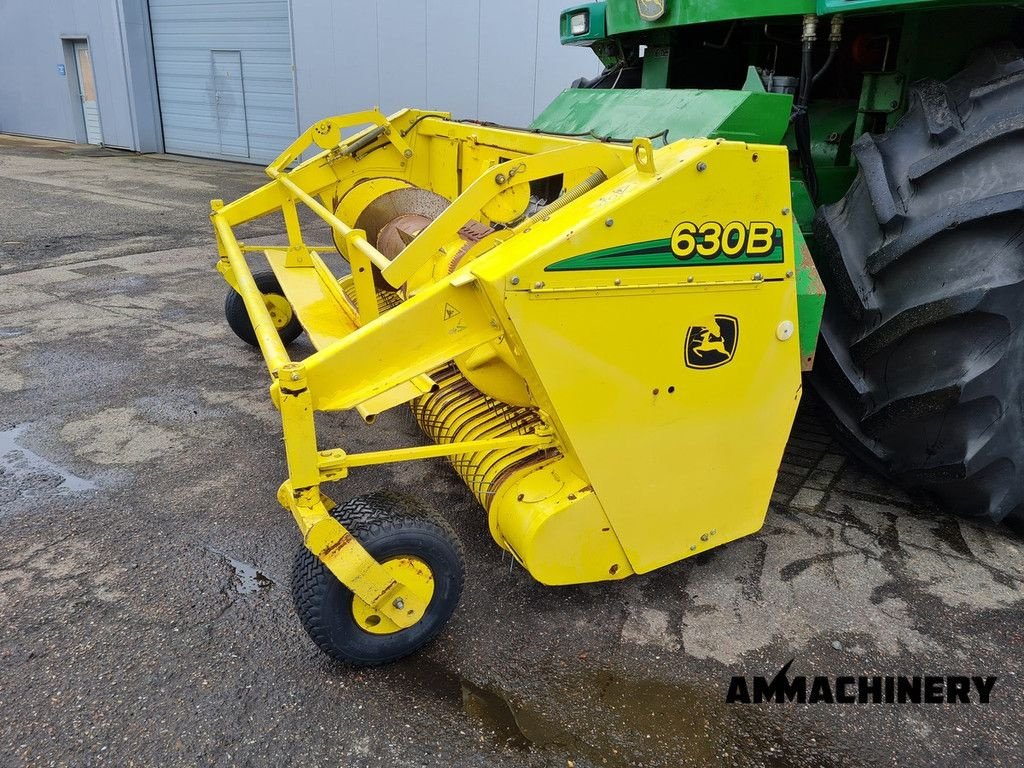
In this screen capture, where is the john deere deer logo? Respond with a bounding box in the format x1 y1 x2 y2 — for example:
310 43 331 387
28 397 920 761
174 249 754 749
685 315 738 369
636 0 667 22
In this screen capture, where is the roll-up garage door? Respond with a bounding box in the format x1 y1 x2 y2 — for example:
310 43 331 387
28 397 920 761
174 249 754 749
149 0 297 162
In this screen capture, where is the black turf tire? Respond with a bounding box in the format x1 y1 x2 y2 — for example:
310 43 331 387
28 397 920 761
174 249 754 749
812 44 1024 531
224 269 303 347
291 492 465 666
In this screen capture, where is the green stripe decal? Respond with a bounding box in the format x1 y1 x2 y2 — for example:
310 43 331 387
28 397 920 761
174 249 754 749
546 239 786 272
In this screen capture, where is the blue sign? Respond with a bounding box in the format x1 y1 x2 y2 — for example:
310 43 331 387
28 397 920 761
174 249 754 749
57 64 66 76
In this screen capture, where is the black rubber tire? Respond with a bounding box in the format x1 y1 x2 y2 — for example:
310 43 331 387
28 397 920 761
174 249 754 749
291 492 465 666
812 44 1024 531
224 269 303 347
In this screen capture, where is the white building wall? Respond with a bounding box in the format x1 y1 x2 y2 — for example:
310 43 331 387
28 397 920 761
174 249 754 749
291 0 599 131
0 0 160 151
0 0 594 155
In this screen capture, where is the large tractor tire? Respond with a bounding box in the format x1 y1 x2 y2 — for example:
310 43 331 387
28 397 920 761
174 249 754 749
813 44 1024 532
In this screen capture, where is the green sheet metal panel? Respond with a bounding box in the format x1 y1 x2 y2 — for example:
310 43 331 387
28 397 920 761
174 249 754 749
598 0 1012 37
530 88 793 144
817 0 1007 12
793 225 825 367
604 0 812 35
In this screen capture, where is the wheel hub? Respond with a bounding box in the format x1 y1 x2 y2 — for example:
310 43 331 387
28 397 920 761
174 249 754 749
351 556 434 635
263 293 293 330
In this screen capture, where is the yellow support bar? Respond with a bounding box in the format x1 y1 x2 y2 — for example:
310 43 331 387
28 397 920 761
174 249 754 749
269 170 393 273
266 108 416 175
303 278 503 412
212 212 290 376
381 141 628 288
276 364 428 628
354 374 436 423
318 432 555 479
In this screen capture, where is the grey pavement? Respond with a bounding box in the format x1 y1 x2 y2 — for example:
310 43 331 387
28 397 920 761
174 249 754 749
1 135 1021 767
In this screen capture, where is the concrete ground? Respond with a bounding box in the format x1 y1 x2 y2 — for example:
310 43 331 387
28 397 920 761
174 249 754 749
1 134 1021 768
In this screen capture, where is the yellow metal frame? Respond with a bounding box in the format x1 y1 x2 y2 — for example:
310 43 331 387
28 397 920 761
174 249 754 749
211 109 620 622
212 107 803 608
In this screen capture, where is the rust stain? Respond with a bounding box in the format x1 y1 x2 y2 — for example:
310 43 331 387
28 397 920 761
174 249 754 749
319 532 354 559
798 242 826 295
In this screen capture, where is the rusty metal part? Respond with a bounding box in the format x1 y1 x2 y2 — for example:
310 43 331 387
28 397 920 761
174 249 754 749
448 221 496 274
378 213 433 260
354 187 449 247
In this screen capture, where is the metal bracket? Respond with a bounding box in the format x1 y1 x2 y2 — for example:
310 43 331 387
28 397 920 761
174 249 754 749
632 137 657 175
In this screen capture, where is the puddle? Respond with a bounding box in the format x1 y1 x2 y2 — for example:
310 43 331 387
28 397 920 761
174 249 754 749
70 263 127 277
459 673 725 766
0 424 97 503
461 680 533 750
206 547 275 594
397 662 828 766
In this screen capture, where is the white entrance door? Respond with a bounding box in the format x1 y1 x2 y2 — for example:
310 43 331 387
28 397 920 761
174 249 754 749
73 41 103 145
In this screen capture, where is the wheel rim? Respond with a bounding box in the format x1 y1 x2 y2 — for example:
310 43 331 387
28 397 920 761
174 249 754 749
263 293 293 330
351 556 435 635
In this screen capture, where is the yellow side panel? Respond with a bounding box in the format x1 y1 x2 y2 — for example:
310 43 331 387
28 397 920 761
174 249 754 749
493 142 802 574
505 283 801 574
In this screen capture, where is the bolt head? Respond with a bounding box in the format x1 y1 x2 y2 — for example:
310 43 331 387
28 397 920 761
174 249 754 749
511 276 520 285
753 272 763 281
700 533 709 542
696 162 708 173
614 278 622 286
605 218 614 227
687 276 694 283
534 281 545 289
782 207 791 216
393 598 405 610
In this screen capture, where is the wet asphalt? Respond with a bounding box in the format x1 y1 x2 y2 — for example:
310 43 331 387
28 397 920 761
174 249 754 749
0 135 1022 767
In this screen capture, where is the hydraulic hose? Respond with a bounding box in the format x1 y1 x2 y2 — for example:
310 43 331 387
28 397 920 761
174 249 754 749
794 16 819 205
796 15 844 206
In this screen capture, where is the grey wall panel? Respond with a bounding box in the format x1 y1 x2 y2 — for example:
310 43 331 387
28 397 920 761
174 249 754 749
424 0 480 119
290 0 340 127
117 0 164 152
376 1 427 115
291 0 598 135
0 0 139 149
534 0 597 115
149 0 297 162
292 0 381 132
326 1 380 128
477 0 540 127
0 0 596 156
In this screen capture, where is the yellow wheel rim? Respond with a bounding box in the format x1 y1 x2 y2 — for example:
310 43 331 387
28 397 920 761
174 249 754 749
351 556 435 635
263 293 293 330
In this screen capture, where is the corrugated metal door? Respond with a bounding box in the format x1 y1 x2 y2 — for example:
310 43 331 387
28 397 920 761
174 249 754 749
149 0 296 163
